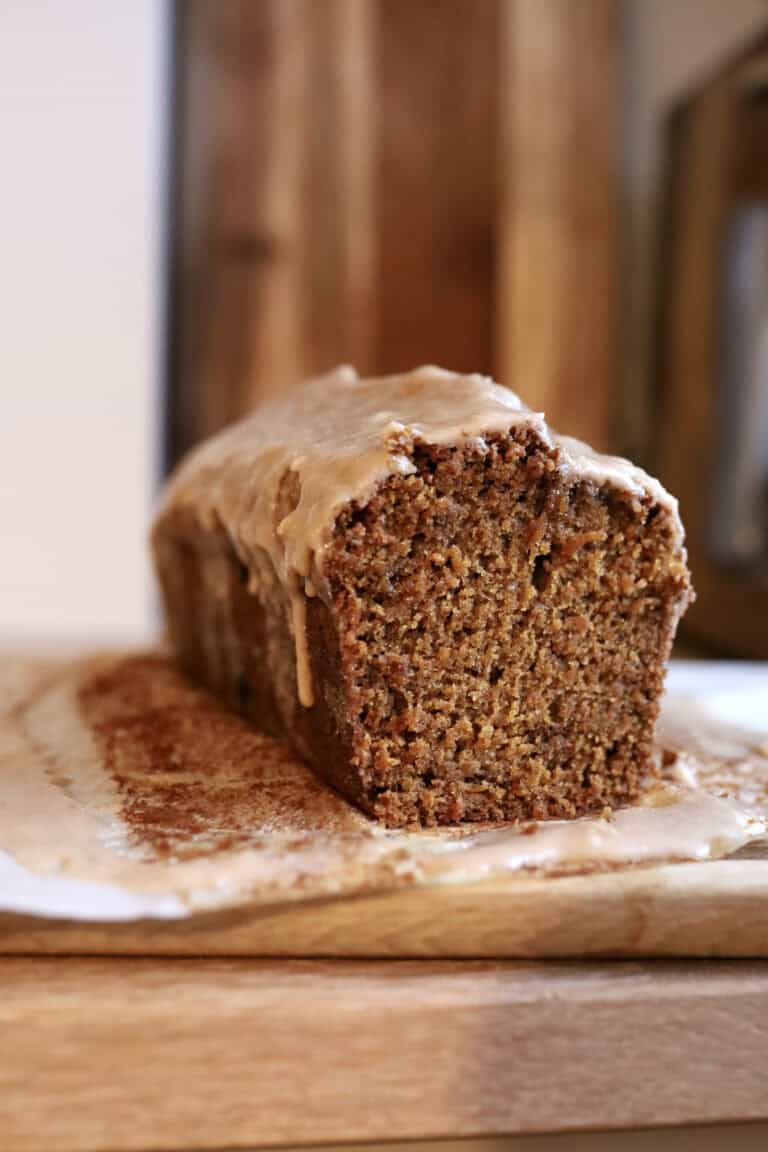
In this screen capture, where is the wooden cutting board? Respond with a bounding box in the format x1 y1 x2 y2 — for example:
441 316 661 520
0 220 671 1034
1 651 767 957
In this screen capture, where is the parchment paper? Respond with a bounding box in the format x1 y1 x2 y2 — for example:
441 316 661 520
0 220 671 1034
1 651 765 923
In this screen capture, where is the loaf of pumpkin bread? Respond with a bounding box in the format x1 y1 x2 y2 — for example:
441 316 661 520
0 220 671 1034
152 366 692 827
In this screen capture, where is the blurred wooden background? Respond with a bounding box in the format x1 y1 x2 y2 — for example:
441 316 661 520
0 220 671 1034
166 0 618 464
657 34 768 656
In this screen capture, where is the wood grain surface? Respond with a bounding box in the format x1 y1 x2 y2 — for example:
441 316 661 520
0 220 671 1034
376 0 498 377
1 957 767 1152
168 0 619 462
497 0 617 450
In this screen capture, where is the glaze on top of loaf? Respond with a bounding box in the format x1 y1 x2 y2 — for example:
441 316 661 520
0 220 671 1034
159 365 682 590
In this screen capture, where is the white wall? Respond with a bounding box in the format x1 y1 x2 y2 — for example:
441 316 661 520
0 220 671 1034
0 0 168 643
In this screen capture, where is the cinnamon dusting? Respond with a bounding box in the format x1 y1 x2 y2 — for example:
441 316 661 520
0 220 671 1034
76 654 364 860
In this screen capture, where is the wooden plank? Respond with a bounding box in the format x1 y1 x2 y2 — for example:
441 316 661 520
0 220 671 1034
170 0 284 447
300 0 376 379
239 0 310 409
376 0 499 377
1 958 767 1151
169 0 619 459
170 0 377 451
498 0 618 449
